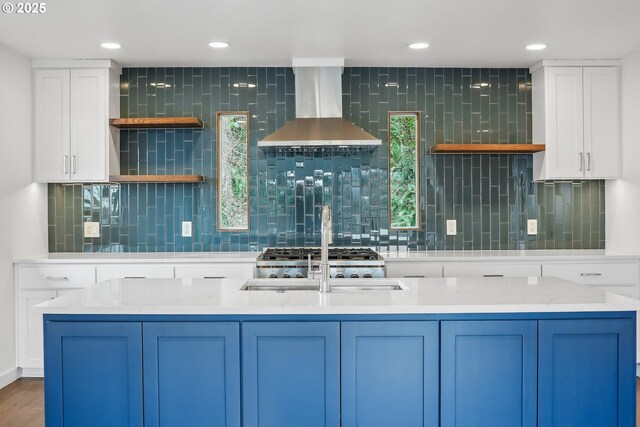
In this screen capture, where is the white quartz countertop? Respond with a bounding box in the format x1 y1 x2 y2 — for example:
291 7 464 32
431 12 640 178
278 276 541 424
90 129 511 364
15 249 640 264
34 276 640 315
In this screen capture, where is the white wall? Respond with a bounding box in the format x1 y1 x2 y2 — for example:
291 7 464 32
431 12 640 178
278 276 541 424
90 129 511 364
0 43 47 387
606 50 640 253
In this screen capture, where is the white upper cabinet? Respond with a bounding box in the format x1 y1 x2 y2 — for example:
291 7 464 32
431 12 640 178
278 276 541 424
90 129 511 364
33 60 121 183
530 60 620 180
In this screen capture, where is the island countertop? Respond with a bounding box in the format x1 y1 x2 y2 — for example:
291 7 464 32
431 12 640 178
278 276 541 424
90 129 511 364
34 276 640 315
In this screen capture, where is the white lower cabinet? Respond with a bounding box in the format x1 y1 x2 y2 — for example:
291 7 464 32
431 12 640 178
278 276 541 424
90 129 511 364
15 264 97 376
385 262 443 278
174 263 254 280
443 263 542 278
96 264 175 283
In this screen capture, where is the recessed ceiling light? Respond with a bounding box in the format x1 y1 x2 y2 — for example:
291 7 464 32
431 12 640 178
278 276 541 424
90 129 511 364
100 42 121 49
209 41 230 48
408 42 429 50
526 44 547 51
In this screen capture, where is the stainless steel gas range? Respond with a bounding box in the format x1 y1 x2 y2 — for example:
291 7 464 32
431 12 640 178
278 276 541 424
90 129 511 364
255 247 385 279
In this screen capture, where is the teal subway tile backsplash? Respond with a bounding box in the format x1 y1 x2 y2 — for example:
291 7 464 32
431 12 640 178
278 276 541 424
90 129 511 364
47 67 605 252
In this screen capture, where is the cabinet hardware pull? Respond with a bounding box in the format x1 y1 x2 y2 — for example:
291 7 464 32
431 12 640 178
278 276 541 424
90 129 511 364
204 276 226 279
405 275 425 278
586 152 591 171
580 273 602 277
124 276 146 279
46 276 69 281
63 155 69 174
483 274 504 277
579 153 583 171
72 155 77 174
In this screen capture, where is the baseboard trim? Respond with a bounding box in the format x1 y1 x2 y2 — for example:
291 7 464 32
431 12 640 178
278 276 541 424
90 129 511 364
20 367 43 378
0 367 20 389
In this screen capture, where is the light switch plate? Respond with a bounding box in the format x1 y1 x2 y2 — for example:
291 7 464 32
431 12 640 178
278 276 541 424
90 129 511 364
84 222 100 238
527 219 538 235
182 221 192 237
446 219 457 236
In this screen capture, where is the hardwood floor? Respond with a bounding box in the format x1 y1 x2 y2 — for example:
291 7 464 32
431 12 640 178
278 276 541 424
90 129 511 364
0 377 639 426
0 379 43 427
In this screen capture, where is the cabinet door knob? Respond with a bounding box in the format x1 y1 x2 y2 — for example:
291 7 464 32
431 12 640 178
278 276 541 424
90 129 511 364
580 272 602 277
72 155 77 174
483 274 504 278
586 152 591 171
63 155 69 174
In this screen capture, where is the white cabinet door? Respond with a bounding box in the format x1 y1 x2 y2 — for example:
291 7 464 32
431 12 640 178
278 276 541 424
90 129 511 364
96 264 175 283
34 69 70 182
583 67 620 179
385 262 443 278
17 290 57 374
70 69 107 181
174 263 254 280
546 67 584 179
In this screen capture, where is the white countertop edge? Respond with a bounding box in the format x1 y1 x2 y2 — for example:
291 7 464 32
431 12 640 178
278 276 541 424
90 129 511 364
37 303 639 315
14 249 640 264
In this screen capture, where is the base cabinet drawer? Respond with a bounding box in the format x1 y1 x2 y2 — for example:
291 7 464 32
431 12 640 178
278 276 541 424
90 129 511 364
542 262 640 286
96 264 174 283
17 264 95 290
174 263 254 280
386 262 443 278
443 263 542 278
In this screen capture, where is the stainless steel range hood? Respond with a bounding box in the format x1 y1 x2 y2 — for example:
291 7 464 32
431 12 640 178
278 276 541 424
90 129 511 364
258 59 381 148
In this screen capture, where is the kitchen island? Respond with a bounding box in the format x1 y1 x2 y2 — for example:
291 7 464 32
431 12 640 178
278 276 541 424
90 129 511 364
37 277 638 427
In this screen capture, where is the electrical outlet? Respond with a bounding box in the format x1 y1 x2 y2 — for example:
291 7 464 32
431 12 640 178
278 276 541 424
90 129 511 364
182 221 192 237
527 219 538 235
83 222 100 238
446 219 457 236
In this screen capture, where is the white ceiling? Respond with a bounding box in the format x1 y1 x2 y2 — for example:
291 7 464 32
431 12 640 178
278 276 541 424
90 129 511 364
1 0 639 68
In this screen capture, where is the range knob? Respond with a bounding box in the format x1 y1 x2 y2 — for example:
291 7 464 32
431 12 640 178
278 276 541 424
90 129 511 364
363 273 373 278
350 273 359 278
295 273 304 278
335 273 345 278
282 273 291 278
268 273 278 279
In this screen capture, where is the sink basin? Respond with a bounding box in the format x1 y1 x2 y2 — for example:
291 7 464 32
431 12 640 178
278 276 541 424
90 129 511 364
240 278 406 292
240 279 319 292
329 279 407 292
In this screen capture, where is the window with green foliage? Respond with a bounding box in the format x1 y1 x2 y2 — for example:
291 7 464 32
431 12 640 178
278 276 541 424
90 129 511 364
389 112 420 229
217 112 249 230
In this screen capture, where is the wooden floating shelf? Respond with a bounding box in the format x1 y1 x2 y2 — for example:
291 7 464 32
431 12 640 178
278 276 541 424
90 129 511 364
109 175 205 183
109 117 204 129
430 144 546 154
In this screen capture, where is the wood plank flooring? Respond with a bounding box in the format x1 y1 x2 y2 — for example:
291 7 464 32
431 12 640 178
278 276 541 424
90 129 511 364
0 377 639 426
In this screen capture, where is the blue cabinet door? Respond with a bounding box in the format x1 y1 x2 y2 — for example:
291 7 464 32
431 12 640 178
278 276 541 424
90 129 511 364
143 322 240 427
539 318 635 427
341 321 439 427
242 322 340 427
44 321 143 427
441 320 537 427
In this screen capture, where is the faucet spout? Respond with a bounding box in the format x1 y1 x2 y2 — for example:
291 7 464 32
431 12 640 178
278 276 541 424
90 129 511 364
320 205 332 293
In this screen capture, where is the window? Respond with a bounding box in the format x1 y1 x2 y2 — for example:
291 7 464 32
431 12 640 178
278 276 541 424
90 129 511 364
217 112 249 231
388 112 420 229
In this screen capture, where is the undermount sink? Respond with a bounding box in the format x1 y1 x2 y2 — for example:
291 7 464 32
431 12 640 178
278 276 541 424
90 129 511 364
330 279 406 291
240 278 407 292
241 279 319 292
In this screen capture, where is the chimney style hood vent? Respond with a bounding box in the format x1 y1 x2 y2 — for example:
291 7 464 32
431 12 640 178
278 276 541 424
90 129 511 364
258 59 381 149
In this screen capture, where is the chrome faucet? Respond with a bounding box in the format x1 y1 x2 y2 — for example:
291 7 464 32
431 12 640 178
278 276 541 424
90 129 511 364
320 205 333 293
